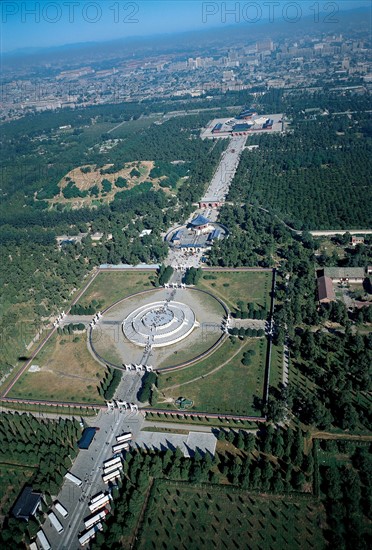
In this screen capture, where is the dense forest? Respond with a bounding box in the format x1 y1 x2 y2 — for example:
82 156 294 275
228 110 372 230
0 412 81 546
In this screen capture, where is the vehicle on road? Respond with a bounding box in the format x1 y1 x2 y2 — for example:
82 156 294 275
54 500 68 518
84 509 108 530
78 522 103 546
65 472 83 487
37 529 51 550
89 494 111 513
103 456 122 469
116 432 132 443
103 462 123 475
48 511 64 534
102 469 121 484
112 442 129 453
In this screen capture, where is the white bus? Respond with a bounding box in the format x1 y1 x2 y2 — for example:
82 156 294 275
89 491 105 505
48 511 64 534
54 500 68 518
64 471 83 487
102 469 121 484
103 462 123 475
78 522 103 547
37 529 51 550
103 456 122 469
116 432 132 443
89 494 110 513
112 442 129 453
84 508 108 530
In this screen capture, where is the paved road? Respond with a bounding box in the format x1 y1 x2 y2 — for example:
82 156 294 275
309 230 372 236
42 409 144 550
201 136 247 203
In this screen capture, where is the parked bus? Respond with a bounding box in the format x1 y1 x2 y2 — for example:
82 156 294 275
65 471 82 487
54 500 68 518
88 494 110 513
37 530 51 550
112 442 129 453
102 469 121 484
84 509 108 530
116 432 132 443
78 522 103 547
89 491 105 505
102 456 122 469
48 511 64 534
103 462 123 475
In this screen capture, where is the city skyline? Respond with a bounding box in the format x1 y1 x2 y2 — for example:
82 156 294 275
1 0 370 54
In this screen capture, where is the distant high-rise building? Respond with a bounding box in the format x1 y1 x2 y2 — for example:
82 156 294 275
256 39 274 53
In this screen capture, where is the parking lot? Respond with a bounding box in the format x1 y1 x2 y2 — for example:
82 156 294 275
42 409 144 550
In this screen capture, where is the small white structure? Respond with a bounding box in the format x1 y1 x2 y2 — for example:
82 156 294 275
106 401 115 411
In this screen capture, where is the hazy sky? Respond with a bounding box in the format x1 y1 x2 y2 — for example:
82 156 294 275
1 0 370 53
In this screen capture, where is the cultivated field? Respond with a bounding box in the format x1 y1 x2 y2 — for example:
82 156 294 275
137 480 327 550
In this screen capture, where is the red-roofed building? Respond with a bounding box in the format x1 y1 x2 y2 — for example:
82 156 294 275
317 276 336 303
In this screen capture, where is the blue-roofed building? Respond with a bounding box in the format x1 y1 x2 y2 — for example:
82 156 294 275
232 123 253 132
189 215 211 230
12 487 42 521
171 230 182 243
208 229 222 241
78 427 97 450
212 123 223 133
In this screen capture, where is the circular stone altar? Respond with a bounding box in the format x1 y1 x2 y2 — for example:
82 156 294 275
123 301 197 348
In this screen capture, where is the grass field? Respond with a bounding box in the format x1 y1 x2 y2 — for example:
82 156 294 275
155 337 267 416
0 463 35 523
137 480 326 550
197 271 271 312
77 271 155 309
8 334 104 403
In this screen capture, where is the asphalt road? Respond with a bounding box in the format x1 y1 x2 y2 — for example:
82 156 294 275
42 409 144 550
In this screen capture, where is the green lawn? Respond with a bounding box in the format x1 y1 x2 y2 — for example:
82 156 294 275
197 270 272 312
137 480 327 550
77 271 156 309
155 337 267 416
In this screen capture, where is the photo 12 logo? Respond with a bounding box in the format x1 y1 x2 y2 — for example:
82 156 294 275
202 2 340 24
2 2 140 24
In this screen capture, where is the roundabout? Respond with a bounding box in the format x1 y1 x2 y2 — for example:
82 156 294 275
89 287 227 371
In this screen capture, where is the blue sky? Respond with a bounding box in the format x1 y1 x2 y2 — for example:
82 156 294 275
1 1 370 53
